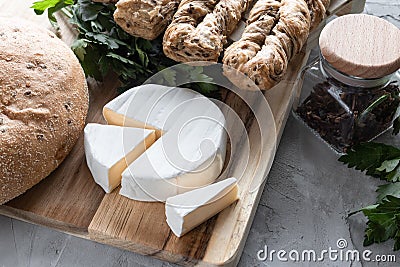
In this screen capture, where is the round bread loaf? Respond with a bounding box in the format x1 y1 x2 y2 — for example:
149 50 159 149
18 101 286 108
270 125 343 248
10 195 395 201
0 18 89 204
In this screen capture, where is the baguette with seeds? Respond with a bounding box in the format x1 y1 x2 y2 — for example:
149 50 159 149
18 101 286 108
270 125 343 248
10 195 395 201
114 0 180 40
163 0 253 62
223 0 311 90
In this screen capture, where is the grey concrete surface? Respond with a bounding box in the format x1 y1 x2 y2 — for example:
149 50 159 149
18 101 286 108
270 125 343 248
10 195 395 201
1 1 400 266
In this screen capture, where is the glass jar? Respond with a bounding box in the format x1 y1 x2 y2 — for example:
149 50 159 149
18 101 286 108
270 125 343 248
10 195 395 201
294 55 400 153
294 14 400 153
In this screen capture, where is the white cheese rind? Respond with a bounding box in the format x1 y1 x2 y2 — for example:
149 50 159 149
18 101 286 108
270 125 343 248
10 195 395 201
103 84 205 137
120 153 224 201
165 178 239 237
104 84 227 202
84 124 155 193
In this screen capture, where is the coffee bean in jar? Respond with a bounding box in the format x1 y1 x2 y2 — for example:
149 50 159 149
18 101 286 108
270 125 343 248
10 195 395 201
294 14 400 153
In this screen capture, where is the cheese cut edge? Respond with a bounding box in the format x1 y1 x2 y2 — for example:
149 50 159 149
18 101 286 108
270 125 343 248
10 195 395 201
107 131 156 192
84 124 156 193
165 178 239 237
119 153 225 202
103 107 163 139
104 85 227 202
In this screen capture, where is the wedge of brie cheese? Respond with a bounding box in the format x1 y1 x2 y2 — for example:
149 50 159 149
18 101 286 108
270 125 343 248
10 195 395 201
165 177 239 237
103 84 227 202
84 123 156 193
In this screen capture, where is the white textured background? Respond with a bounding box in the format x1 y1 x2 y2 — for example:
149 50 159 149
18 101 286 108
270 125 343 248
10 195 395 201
0 1 400 266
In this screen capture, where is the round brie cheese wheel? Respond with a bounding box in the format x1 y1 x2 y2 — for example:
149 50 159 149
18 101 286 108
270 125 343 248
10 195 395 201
103 84 227 202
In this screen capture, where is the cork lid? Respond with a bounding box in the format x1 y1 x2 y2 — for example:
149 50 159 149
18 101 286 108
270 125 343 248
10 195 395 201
319 14 400 79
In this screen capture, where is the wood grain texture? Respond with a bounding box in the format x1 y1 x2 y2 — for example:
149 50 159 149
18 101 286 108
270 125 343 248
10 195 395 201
0 0 363 266
319 14 400 78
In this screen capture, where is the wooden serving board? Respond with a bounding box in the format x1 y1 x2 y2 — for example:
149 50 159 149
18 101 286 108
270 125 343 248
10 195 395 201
0 0 365 266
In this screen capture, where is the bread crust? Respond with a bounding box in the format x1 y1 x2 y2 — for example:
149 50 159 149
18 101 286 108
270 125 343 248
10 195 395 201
114 0 180 40
163 0 253 62
0 19 88 204
306 0 330 30
223 0 311 90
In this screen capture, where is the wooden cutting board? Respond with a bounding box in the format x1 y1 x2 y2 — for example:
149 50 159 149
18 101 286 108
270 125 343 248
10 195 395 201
0 0 365 266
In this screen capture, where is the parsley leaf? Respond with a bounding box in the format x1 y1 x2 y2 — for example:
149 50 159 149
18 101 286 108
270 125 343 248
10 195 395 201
377 159 400 173
385 167 400 182
377 183 400 203
32 0 73 14
339 142 400 178
69 0 174 88
32 0 218 95
342 142 400 250
32 0 74 28
361 195 400 250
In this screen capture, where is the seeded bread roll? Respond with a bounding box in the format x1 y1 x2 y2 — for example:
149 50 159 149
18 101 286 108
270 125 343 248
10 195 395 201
306 0 330 30
223 0 280 72
223 0 311 90
114 0 180 40
0 19 89 204
163 0 253 62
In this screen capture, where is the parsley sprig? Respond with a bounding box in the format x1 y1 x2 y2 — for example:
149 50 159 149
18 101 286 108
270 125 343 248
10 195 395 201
32 0 74 28
361 196 400 250
339 143 400 180
341 142 400 250
31 0 218 95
